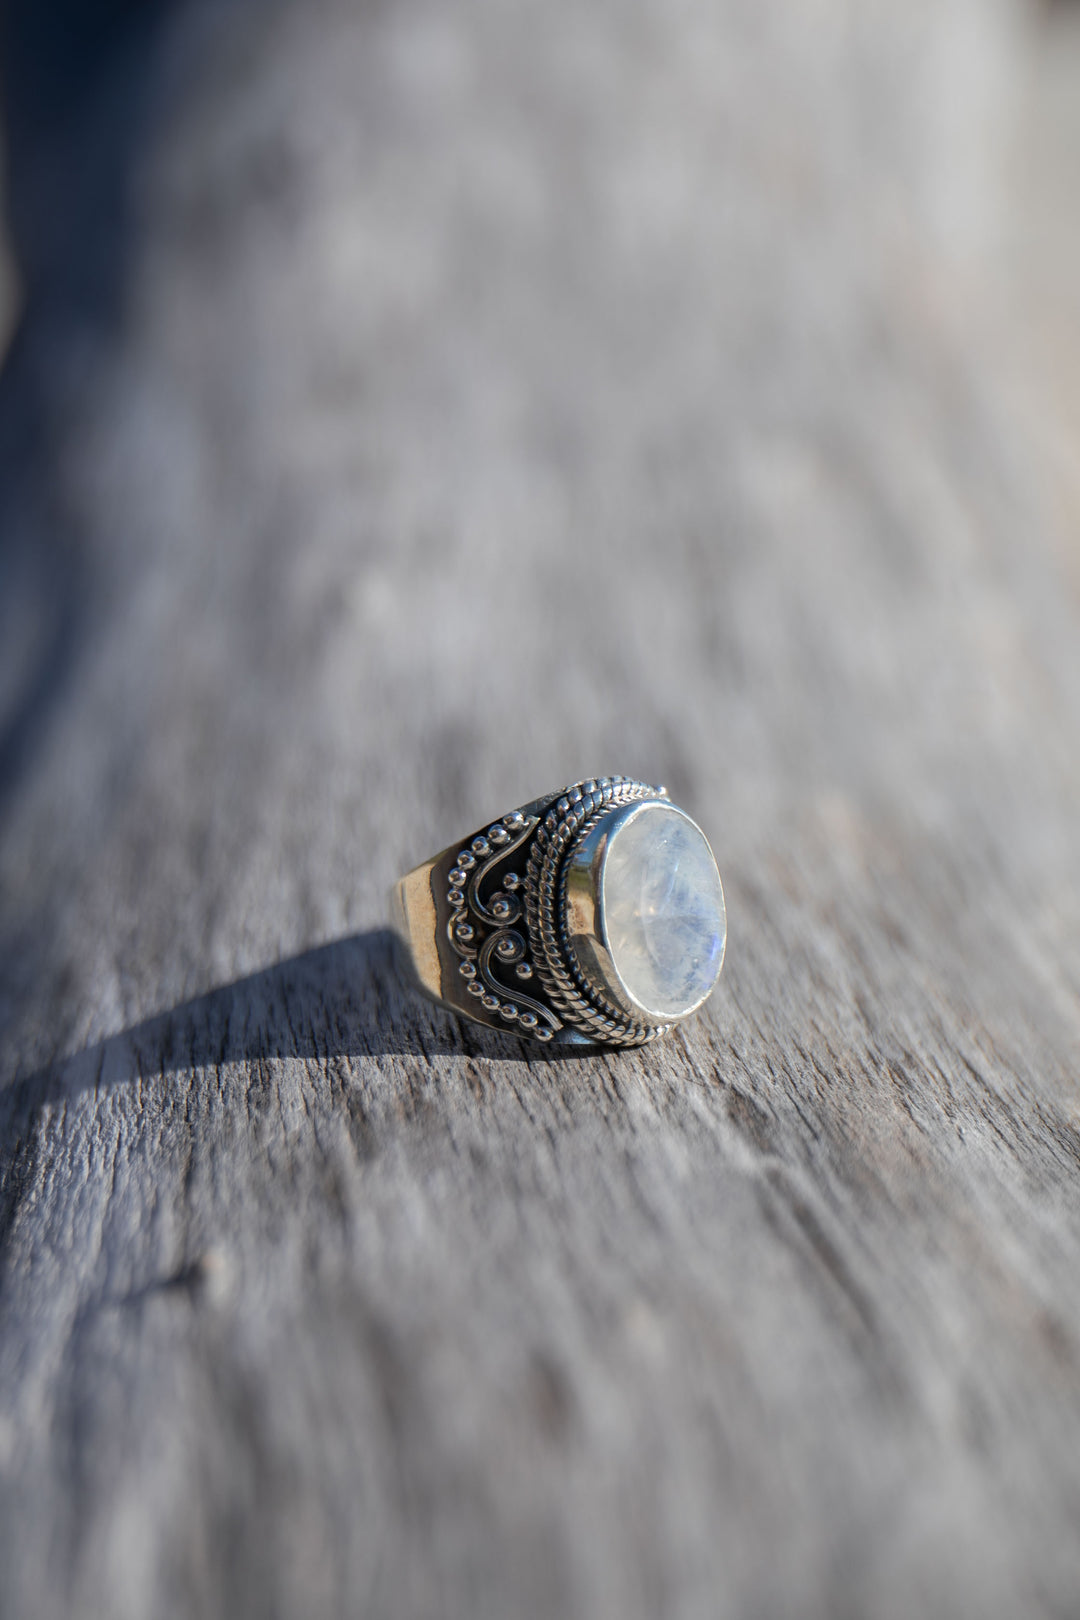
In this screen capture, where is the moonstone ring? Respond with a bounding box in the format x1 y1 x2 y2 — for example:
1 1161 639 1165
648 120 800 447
390 776 726 1047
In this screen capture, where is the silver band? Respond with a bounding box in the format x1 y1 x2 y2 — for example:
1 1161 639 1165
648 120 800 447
390 776 726 1049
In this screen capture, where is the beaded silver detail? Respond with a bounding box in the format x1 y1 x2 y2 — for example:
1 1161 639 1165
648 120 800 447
443 812 562 1038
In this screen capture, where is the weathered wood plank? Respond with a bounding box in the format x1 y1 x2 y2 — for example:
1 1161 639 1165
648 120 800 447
2 0 1080 1616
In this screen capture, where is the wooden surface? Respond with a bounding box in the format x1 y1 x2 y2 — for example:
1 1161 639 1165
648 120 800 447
3 0 1080 1615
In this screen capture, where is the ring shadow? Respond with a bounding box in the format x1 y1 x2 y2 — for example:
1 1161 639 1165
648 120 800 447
1 929 580 1150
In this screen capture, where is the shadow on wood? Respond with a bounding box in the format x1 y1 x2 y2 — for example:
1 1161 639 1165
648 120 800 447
0 928 547 1153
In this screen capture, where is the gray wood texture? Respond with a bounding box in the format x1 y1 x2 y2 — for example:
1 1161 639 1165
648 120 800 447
2 0 1080 1615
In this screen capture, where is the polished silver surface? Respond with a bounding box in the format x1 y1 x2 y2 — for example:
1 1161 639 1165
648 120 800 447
391 777 727 1048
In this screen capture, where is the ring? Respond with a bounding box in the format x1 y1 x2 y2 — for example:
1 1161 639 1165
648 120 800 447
390 776 726 1048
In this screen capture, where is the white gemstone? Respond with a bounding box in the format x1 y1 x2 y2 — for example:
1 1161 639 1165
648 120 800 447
600 804 726 1019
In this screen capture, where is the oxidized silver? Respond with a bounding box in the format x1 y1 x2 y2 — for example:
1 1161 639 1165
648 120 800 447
390 776 727 1048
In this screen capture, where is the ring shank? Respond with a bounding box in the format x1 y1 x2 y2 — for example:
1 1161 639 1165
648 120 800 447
390 861 444 1004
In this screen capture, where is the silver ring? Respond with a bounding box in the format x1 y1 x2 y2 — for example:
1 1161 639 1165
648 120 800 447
390 776 727 1048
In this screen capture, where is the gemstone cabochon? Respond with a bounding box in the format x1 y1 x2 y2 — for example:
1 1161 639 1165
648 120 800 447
600 803 726 1020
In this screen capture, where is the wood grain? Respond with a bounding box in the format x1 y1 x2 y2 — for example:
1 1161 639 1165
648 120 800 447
2 0 1080 1615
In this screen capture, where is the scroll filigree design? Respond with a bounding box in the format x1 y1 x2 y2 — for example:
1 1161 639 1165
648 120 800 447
444 813 561 1040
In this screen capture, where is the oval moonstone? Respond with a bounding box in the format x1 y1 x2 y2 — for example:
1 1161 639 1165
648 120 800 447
600 803 726 1020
